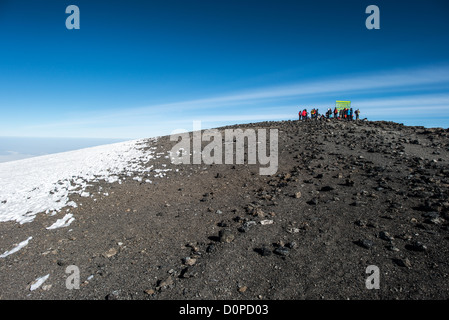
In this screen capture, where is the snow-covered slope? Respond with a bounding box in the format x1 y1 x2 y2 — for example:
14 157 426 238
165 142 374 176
0 138 158 225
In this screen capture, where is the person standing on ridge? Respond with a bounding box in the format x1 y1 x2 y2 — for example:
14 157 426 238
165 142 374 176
355 109 360 120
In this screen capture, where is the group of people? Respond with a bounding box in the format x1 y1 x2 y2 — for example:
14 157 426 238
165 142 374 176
298 107 360 121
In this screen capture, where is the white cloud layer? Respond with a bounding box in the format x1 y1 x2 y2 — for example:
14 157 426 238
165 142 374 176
3 64 448 138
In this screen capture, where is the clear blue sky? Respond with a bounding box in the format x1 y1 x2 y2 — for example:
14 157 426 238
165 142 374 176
1 0 448 140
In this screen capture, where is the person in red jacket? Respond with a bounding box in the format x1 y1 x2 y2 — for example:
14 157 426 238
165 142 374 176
302 109 308 120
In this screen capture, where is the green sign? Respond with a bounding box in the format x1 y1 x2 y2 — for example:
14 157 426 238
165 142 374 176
336 101 351 111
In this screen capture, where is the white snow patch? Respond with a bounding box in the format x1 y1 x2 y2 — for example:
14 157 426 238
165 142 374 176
0 138 157 224
0 236 32 258
30 274 50 291
46 213 75 230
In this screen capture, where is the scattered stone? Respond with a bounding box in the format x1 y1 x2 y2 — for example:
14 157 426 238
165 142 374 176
355 220 367 227
145 289 155 295
246 205 265 217
239 221 256 233
294 192 302 199
425 216 445 225
156 276 173 291
252 208 265 218
260 220 273 225
379 231 394 241
206 243 216 253
407 241 428 252
56 259 66 266
105 290 121 300
393 258 412 268
357 239 374 249
397 233 412 241
351 200 366 207
386 244 400 252
103 248 118 258
217 221 228 227
183 257 197 266
273 246 290 256
42 284 52 291
238 286 248 293
255 247 272 257
216 210 223 215
219 229 235 243
180 267 197 279
286 241 297 249
286 227 300 233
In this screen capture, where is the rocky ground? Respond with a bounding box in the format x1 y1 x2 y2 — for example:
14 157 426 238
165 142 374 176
1 119 448 301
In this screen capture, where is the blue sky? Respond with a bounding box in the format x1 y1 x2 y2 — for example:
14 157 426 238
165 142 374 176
0 0 449 143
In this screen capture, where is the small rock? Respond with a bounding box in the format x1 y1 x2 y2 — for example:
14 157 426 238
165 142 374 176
407 241 428 252
273 246 290 256
144 289 155 295
183 257 197 266
286 227 300 233
355 220 367 227
239 221 256 233
252 208 265 218
206 244 216 253
397 233 412 241
219 229 235 243
156 276 173 290
186 242 199 252
255 247 272 257
320 186 334 192
345 179 355 186
103 248 118 258
351 200 365 207
357 239 374 249
426 217 445 225
379 231 394 241
238 286 247 293
294 192 302 199
394 258 412 268
286 241 297 249
386 245 400 252
260 220 273 225
42 284 52 291
105 290 121 300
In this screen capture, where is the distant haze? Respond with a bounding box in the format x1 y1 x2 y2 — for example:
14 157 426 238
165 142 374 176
0 137 128 163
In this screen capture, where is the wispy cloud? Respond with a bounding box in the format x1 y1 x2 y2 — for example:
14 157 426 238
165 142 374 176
8 64 449 138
